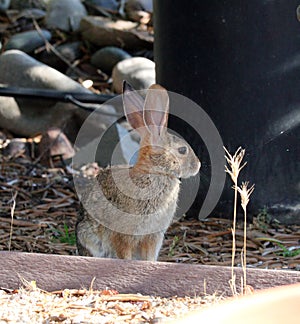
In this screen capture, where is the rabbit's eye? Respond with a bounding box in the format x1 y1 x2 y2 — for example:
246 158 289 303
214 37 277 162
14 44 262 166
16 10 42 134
178 146 187 155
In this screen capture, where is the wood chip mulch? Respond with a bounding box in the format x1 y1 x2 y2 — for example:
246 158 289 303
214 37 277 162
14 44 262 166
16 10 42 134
0 154 299 271
0 282 222 323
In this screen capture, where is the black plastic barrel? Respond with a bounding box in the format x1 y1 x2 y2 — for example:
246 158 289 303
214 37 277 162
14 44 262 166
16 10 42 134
154 0 300 223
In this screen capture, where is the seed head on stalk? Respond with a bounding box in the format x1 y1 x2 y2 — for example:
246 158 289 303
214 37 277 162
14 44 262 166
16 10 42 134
234 181 255 212
224 146 247 185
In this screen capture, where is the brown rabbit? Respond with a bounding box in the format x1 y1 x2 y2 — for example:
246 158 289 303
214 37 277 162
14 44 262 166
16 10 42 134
76 81 200 261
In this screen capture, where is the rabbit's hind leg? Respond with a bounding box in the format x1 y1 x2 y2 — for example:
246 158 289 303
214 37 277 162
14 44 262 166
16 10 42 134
111 233 133 260
139 233 164 261
76 217 107 257
76 238 93 256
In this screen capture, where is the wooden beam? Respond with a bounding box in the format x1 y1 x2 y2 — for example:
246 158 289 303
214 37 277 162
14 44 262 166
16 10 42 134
1 252 299 297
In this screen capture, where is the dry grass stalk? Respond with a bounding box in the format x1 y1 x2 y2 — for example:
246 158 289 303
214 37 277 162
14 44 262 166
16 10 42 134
235 182 255 293
8 191 17 251
224 146 246 295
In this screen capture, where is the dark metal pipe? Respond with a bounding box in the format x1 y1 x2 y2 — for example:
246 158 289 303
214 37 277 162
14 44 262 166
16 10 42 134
0 86 115 104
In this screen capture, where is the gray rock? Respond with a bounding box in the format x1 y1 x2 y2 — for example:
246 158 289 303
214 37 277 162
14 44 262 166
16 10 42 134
45 0 87 32
0 50 117 146
112 57 155 93
38 41 82 71
91 46 131 75
0 0 10 11
124 0 152 24
16 8 46 20
5 29 51 53
0 95 76 138
84 0 119 10
137 0 153 12
10 0 48 10
0 50 85 91
80 16 153 50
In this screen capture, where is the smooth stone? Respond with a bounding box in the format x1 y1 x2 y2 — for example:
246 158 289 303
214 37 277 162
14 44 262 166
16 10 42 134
84 0 119 10
127 0 153 12
124 0 153 24
80 16 153 50
45 0 87 32
0 0 10 11
38 41 82 71
0 50 86 91
16 8 46 20
91 46 131 75
10 0 47 10
5 29 51 53
0 50 117 144
112 56 155 93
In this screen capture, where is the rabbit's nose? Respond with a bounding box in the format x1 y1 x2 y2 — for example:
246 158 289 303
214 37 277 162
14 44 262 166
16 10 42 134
195 159 201 173
189 158 201 177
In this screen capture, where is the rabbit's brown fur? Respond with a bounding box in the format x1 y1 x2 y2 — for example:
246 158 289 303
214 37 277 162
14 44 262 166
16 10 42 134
76 82 200 261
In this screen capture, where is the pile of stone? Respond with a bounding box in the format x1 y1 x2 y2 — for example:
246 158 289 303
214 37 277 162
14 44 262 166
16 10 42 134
0 0 154 167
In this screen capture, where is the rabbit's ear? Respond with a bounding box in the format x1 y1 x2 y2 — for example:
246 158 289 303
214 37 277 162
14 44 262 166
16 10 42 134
143 84 169 139
122 81 149 133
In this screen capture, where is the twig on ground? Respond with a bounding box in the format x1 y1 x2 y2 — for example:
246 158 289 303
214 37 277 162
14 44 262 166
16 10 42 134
8 191 17 251
32 19 87 78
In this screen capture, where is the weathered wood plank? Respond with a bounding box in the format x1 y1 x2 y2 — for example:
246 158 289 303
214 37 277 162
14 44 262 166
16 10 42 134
1 252 299 297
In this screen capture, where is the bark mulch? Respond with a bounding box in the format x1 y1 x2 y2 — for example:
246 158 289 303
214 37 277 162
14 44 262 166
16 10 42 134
0 154 299 270
0 154 300 323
